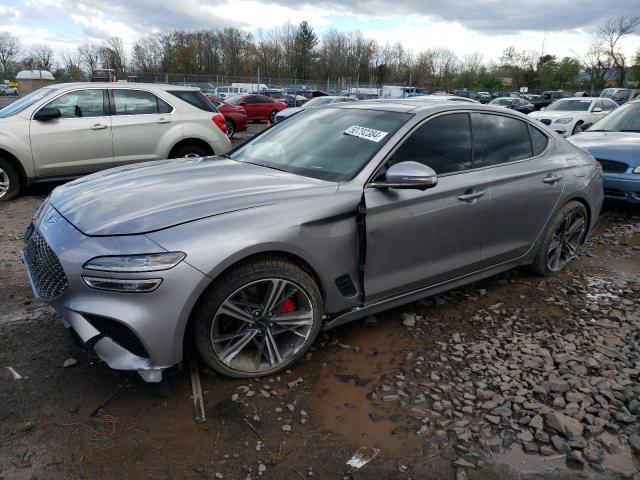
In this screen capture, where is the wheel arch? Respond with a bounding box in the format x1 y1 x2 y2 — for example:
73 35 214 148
0 148 28 187
168 138 214 158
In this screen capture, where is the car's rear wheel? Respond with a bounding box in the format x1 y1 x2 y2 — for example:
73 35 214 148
225 119 235 139
531 201 587 275
194 258 323 378
572 121 583 135
269 110 278 123
171 144 209 159
0 158 20 202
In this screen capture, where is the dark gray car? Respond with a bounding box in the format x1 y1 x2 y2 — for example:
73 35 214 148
23 100 603 382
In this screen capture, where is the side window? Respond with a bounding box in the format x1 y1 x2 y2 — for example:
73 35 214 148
157 97 173 113
473 114 533 167
601 100 616 112
529 126 549 156
392 113 472 175
112 90 159 115
43 90 105 118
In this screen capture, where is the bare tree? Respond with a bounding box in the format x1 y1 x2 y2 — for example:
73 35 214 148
78 42 101 74
0 32 20 77
101 37 126 73
598 15 640 85
30 44 54 71
59 48 84 79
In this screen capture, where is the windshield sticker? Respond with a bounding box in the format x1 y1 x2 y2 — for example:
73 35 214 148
344 126 388 142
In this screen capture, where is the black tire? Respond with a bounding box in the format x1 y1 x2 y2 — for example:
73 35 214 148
530 201 588 276
571 121 583 136
225 119 235 139
0 158 21 202
269 110 278 123
194 257 323 378
171 144 209 159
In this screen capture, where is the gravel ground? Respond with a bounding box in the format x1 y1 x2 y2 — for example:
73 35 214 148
0 137 639 479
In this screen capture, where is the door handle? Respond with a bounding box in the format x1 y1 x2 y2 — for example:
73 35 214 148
90 124 108 130
157 118 171 124
457 190 485 202
542 174 563 184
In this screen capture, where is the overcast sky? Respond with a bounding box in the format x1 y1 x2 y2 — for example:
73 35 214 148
1 0 639 63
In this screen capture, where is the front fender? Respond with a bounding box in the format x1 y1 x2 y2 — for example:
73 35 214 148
145 191 363 315
0 119 34 178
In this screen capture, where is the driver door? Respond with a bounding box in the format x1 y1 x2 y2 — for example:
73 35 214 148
363 112 490 303
30 88 113 178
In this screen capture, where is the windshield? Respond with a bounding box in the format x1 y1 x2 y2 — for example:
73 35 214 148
589 101 640 132
225 95 244 105
547 99 592 112
229 107 411 181
302 97 333 108
0 88 54 118
490 99 512 106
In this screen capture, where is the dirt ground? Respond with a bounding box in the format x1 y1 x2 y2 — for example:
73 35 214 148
1 137 639 479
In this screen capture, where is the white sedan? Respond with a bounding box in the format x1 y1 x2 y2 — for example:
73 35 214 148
529 97 618 137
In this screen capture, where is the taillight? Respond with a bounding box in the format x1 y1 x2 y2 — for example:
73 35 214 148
212 114 227 134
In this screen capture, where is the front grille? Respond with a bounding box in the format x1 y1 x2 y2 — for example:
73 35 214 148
85 314 149 358
23 230 69 300
597 159 629 173
540 119 552 125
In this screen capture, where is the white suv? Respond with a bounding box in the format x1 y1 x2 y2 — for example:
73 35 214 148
0 83 231 201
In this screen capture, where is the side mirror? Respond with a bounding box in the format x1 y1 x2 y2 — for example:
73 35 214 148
580 122 593 131
34 107 61 121
370 161 438 190
592 107 602 113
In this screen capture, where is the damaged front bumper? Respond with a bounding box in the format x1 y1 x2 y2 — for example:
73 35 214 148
21 202 211 382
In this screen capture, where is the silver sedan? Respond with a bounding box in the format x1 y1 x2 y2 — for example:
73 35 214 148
23 99 603 382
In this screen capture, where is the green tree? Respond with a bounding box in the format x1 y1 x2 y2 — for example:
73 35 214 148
294 21 318 80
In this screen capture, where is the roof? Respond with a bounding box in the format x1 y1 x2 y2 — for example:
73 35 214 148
16 70 55 80
40 82 200 91
335 98 534 117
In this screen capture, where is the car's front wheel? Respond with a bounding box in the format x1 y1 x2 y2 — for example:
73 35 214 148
572 121 583 135
0 158 20 202
531 201 587 275
194 257 323 378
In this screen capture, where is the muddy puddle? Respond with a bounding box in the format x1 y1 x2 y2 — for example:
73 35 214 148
307 310 424 459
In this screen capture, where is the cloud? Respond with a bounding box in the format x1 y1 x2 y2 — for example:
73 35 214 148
0 5 21 21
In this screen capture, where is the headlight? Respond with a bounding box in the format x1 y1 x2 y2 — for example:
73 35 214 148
633 166 640 174
83 252 186 272
553 118 573 124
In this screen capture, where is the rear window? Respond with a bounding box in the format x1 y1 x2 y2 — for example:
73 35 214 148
168 90 216 112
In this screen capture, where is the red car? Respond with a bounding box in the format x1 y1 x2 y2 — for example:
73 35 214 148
206 95 248 139
225 94 286 123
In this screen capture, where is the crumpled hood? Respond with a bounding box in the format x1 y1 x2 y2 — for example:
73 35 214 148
49 157 338 236
568 132 640 167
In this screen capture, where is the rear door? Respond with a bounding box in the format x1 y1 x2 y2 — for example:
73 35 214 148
472 113 565 267
364 112 489 303
30 88 113 177
110 88 176 165
241 95 260 120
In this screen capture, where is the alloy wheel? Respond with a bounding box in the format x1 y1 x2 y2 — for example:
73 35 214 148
0 168 10 200
210 278 315 374
546 209 586 271
269 111 277 123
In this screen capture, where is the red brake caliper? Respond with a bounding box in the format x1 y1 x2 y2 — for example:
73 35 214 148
279 297 297 314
